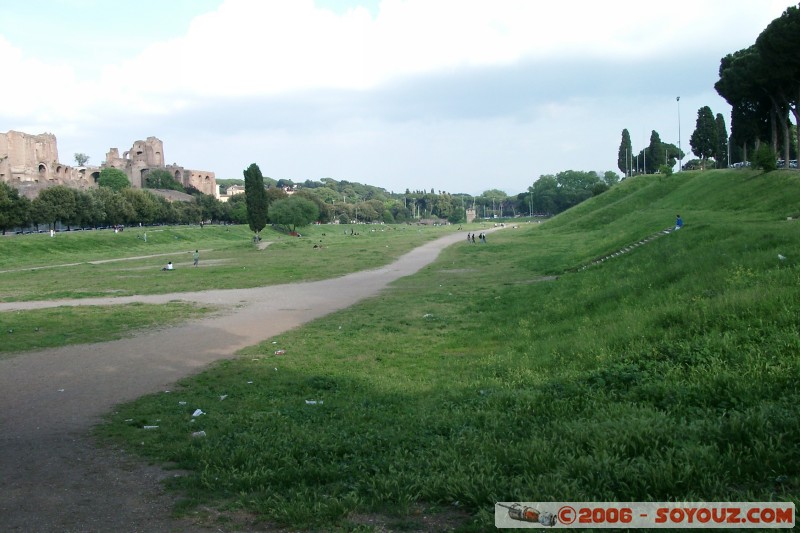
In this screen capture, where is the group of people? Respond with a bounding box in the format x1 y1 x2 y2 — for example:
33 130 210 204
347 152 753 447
466 232 487 244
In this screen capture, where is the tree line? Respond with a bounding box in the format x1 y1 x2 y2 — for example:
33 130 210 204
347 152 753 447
715 4 799 167
614 5 799 175
617 128 685 176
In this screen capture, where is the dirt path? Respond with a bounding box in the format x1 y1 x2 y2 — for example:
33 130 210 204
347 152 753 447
0 231 474 532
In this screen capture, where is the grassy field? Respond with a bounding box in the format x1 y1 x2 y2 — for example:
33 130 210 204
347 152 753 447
0 223 458 302
46 169 800 530
0 223 462 355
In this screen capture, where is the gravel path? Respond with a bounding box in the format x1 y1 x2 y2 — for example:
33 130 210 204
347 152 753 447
0 231 472 532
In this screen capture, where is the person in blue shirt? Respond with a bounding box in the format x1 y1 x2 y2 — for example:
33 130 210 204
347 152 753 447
675 214 683 230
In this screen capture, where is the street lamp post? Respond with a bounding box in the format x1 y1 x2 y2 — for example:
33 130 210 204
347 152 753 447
677 96 682 172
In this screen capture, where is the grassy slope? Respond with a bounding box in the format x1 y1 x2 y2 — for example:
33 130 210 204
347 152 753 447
98 169 800 531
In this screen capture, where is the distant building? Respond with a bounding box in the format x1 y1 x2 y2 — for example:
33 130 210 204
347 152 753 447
218 184 245 202
466 207 477 223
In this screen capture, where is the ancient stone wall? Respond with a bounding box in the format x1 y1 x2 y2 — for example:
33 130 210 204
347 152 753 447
1 131 216 199
103 136 216 195
0 130 96 198
186 169 216 195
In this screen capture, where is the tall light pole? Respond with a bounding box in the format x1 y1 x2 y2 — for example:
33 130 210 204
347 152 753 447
677 96 682 172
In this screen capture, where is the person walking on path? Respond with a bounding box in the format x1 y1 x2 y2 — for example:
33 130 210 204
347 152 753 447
675 215 683 231
193 250 200 267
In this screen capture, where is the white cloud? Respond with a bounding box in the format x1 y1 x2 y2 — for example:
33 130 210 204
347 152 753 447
1 0 795 194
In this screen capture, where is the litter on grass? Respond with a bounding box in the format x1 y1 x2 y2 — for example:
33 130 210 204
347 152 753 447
192 409 204 417
143 425 159 430
191 431 207 438
305 400 324 405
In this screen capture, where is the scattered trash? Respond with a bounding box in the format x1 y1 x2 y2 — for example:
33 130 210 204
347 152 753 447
191 431 207 438
143 425 159 430
192 409 205 417
274 368 278 371
272 341 278 344
305 400 323 405
423 314 433 318
778 254 787 261
247 381 253 384
178 401 187 405
219 395 228 401
125 419 133 422
274 349 286 355
58 389 65 392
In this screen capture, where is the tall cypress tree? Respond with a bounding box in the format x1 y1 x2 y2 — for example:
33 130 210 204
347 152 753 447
690 106 717 170
714 113 729 168
243 163 268 237
617 129 633 176
646 130 664 173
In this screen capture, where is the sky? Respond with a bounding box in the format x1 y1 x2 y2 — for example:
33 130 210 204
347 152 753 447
0 0 793 195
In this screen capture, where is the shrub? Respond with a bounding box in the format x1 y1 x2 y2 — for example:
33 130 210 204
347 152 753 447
752 144 777 172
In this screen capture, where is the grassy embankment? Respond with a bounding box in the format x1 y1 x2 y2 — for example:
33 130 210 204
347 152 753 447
0 223 456 355
97 169 800 530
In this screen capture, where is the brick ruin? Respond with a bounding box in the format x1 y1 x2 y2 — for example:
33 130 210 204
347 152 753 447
0 130 216 198
104 136 216 195
0 131 96 198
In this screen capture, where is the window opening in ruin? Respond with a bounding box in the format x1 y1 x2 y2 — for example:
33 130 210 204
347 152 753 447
38 164 46 174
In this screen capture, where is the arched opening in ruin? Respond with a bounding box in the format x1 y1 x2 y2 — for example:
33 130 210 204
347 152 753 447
56 165 63 175
38 164 46 175
91 172 100 183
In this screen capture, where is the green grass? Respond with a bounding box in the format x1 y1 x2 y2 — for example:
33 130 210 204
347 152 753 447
92 169 800 530
0 302 215 357
0 223 459 302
